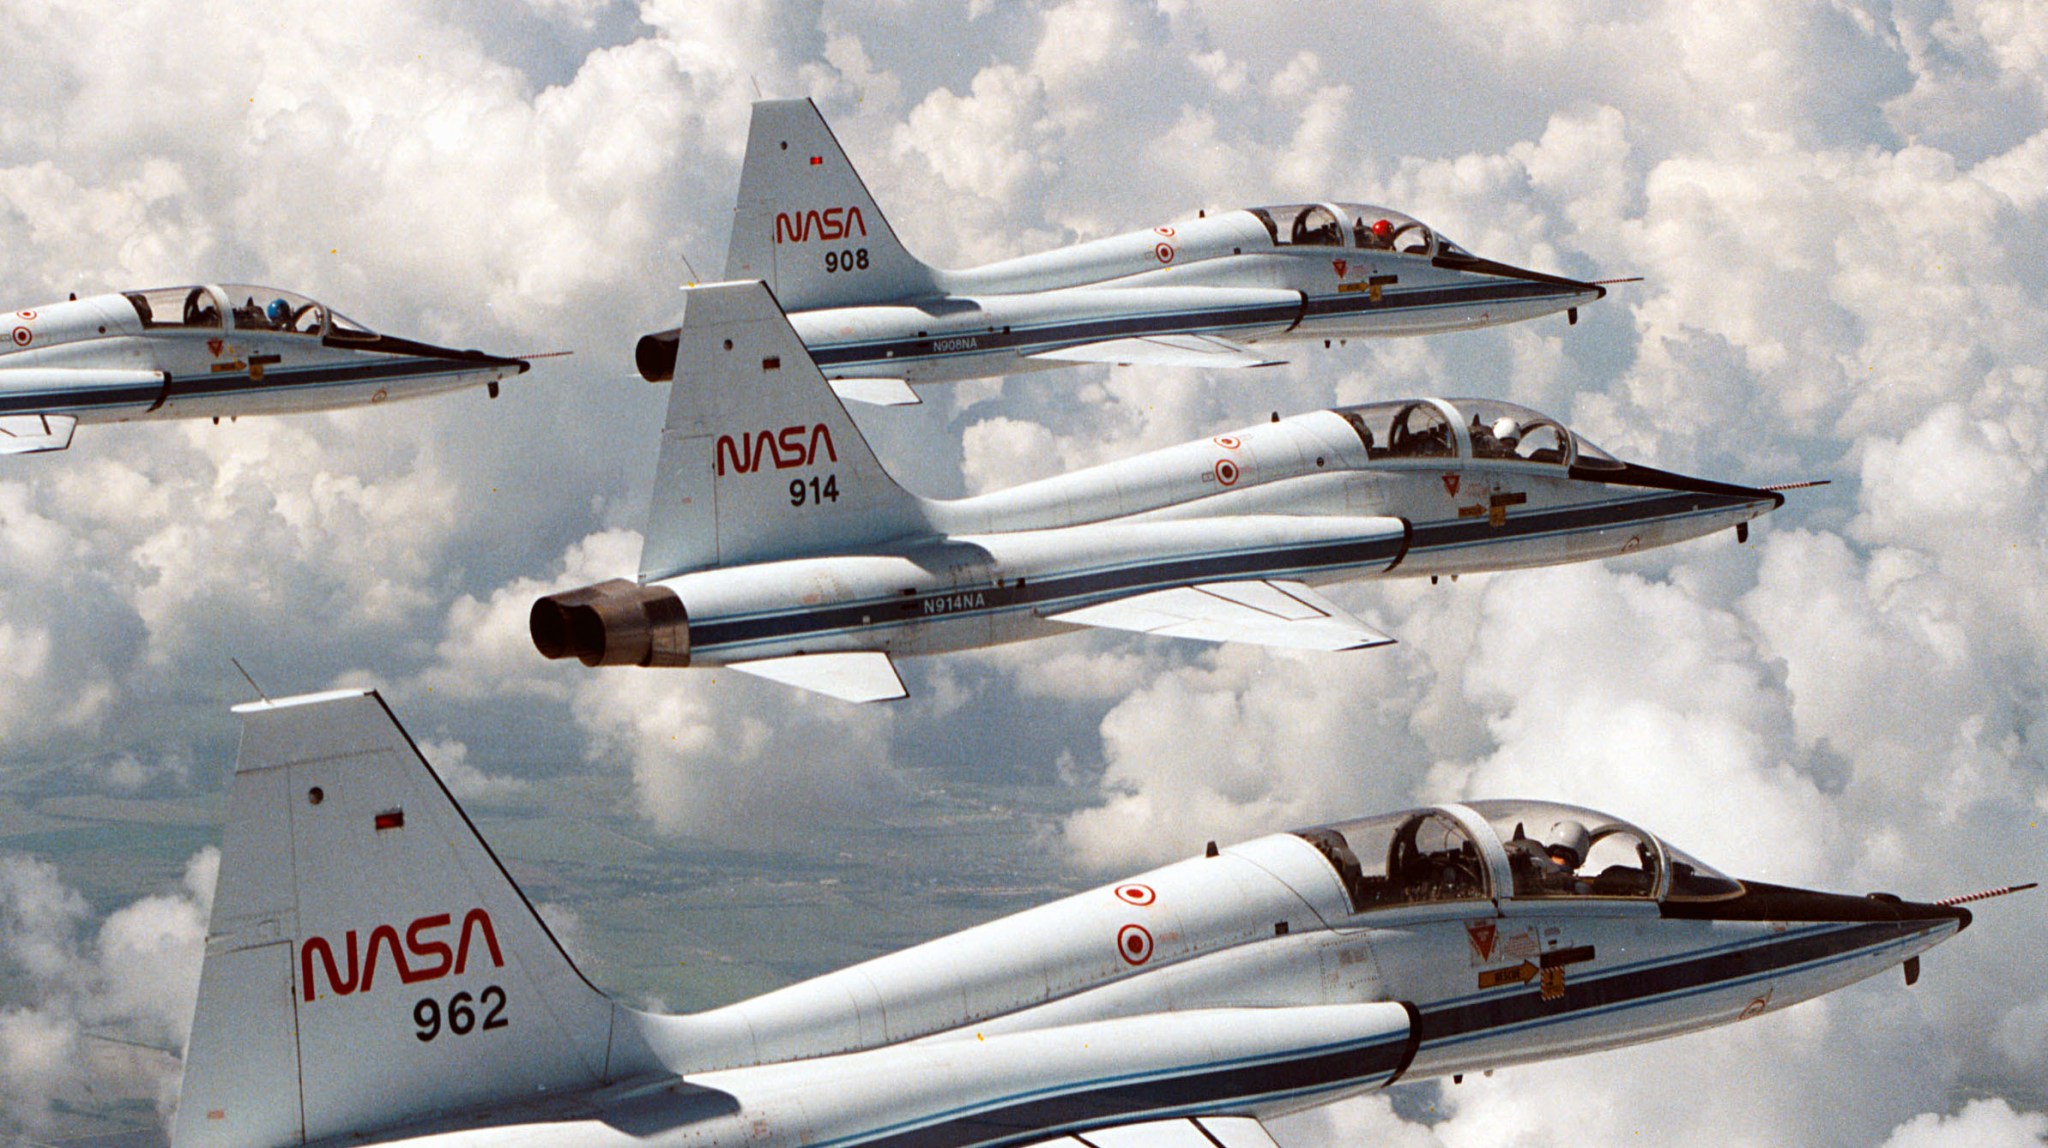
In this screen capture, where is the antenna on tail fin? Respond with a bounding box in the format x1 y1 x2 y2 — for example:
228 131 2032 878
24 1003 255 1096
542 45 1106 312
173 690 659 1148
722 98 940 310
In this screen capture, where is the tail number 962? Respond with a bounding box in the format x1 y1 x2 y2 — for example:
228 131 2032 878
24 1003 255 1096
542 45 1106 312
414 985 508 1042
791 474 840 507
824 249 868 273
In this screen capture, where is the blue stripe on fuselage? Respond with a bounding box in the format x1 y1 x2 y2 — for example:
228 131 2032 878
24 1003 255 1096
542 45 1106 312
0 356 487 416
806 279 1579 371
1415 917 1940 1055
684 488 1755 658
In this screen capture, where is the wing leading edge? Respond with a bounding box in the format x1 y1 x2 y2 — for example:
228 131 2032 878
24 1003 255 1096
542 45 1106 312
1025 1116 1283 1148
1049 579 1395 651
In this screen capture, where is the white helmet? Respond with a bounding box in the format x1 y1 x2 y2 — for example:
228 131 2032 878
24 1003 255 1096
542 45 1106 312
1546 819 1591 869
1490 416 1523 446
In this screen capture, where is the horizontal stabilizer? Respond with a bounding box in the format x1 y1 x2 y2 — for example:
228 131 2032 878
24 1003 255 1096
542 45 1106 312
828 376 921 406
1049 579 1394 651
1027 1117 1281 1148
727 651 908 702
1030 333 1283 370
0 413 77 454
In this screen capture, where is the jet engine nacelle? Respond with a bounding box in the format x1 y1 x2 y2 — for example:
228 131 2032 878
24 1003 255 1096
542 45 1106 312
530 579 690 667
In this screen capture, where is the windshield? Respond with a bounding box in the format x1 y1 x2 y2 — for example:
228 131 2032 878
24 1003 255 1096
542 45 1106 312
1249 203 1345 247
1464 799 1743 902
1338 399 1458 460
220 285 327 335
1335 203 1436 255
124 286 222 330
1334 397 1619 469
1294 808 1490 912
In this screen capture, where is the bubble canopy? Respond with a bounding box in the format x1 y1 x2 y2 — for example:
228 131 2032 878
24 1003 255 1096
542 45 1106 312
1291 800 1742 914
1245 202 1473 259
1333 397 1624 470
122 285 378 339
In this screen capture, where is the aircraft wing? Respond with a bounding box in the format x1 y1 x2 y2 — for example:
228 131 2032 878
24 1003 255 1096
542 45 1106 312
726 651 909 702
1029 333 1284 370
0 413 78 455
1027 1117 1280 1148
1047 579 1394 651
827 376 922 406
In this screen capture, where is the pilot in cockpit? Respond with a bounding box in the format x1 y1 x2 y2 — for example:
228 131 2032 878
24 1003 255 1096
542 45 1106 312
1469 413 1525 460
1507 819 1593 894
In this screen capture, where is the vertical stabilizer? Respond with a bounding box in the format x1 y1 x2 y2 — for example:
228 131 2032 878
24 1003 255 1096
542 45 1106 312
639 280 929 581
722 98 939 309
173 690 656 1148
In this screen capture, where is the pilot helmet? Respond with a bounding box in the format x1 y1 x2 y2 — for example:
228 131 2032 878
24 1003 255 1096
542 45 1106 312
1371 218 1393 242
1545 819 1591 869
1491 416 1523 446
266 298 291 325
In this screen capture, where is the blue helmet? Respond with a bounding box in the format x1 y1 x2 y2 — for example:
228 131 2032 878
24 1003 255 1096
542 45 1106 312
266 298 291 325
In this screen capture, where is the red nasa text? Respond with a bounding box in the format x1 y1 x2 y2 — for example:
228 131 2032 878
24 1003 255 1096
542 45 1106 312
716 424 839 476
300 909 504 1001
775 207 868 244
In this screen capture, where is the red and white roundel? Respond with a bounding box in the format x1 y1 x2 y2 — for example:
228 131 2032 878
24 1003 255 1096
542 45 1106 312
1153 226 1176 238
1212 435 1241 450
1154 243 1175 264
10 327 30 348
1115 883 1156 906
16 310 37 321
1117 923 1154 966
1214 459 1239 486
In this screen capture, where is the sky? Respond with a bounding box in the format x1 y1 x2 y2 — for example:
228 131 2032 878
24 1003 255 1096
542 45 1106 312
1 0 2046 1144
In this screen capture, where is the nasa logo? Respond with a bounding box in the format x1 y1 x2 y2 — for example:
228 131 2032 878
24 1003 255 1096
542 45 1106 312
299 908 503 1001
715 424 839 475
774 207 869 244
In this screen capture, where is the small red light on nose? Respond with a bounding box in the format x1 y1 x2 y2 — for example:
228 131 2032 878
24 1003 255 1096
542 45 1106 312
374 809 404 831
810 156 823 165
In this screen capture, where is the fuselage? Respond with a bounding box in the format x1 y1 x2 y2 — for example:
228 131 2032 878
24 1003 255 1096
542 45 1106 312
347 802 1964 1148
649 399 1778 668
648 205 1606 387
0 284 526 429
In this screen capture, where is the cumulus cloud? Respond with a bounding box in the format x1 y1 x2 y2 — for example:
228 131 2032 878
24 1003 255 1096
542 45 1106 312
0 849 213 1134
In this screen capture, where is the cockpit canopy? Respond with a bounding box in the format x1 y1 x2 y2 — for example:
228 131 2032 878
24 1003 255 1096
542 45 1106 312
1333 397 1624 470
122 285 377 340
1292 799 1742 915
1246 202 1473 259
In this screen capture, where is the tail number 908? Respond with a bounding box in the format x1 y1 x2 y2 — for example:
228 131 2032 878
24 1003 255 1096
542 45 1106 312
824 249 868 273
415 985 508 1042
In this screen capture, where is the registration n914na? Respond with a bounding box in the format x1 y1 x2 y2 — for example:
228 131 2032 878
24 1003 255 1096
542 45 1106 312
633 99 1610 407
533 280 1787 702
0 284 529 454
171 688 2022 1148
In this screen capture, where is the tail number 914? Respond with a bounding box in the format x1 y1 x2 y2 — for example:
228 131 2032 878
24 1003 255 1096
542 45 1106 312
791 474 840 506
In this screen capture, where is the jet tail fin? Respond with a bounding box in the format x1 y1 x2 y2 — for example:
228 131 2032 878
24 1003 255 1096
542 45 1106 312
173 690 658 1148
722 98 940 309
639 280 929 581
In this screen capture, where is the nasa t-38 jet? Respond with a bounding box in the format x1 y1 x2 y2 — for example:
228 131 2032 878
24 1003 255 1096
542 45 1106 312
172 687 2022 1148
532 280 1783 702
634 99 1610 405
0 283 530 454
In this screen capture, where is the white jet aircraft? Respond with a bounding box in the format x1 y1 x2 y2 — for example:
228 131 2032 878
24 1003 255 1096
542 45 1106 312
173 687 2018 1148
0 284 530 454
531 280 1784 702
633 99 1610 406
